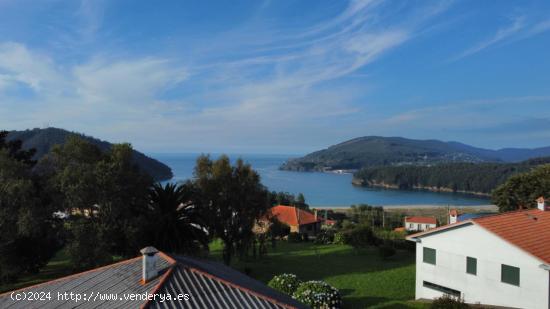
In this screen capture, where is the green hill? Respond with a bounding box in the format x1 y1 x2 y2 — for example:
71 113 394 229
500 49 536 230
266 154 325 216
281 136 550 172
353 157 550 195
7 128 173 181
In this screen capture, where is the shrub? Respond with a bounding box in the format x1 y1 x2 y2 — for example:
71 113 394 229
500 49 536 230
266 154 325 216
292 280 342 309
347 226 379 249
268 273 301 296
333 231 347 245
301 233 309 242
314 229 335 244
378 244 396 259
430 295 469 308
288 232 302 243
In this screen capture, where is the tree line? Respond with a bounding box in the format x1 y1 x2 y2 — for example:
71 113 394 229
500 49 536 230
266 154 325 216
0 132 291 283
354 157 550 195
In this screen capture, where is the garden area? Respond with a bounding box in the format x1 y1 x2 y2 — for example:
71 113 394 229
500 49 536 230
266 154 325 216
210 239 427 308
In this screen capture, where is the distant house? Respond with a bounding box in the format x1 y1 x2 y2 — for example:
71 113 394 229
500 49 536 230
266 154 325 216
406 197 550 309
267 205 322 236
0 246 307 309
404 216 437 232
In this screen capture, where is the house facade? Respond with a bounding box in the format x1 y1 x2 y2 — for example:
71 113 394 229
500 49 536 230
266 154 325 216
407 197 550 309
404 216 437 232
267 205 322 236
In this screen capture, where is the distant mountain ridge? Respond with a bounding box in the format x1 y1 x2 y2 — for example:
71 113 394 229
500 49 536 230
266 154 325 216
7 128 173 181
280 136 550 171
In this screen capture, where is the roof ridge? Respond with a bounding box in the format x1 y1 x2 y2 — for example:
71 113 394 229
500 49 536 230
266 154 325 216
472 208 540 222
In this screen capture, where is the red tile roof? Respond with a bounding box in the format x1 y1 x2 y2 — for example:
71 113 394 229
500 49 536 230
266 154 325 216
405 216 437 224
408 209 550 264
473 209 550 264
269 205 321 226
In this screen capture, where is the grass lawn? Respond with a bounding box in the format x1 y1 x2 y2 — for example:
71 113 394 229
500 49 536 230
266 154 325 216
210 240 427 309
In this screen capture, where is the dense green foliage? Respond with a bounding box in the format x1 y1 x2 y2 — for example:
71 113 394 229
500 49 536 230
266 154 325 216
145 183 209 254
292 280 342 309
492 164 550 212
269 191 309 209
354 157 550 194
430 295 469 308
281 136 550 172
7 127 173 181
267 273 301 295
0 132 61 282
44 137 156 266
193 154 271 265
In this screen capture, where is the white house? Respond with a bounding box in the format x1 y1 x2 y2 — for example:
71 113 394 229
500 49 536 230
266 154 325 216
404 216 437 232
407 197 550 309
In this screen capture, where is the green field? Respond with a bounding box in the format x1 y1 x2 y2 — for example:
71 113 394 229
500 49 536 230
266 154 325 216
210 240 426 308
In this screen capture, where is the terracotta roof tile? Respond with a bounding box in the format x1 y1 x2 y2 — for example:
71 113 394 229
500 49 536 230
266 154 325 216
405 216 437 225
269 205 320 226
408 209 550 264
472 209 550 264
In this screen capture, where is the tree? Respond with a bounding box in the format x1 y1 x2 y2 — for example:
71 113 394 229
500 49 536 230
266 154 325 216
0 131 36 166
492 164 550 212
193 155 270 265
47 137 153 262
145 182 209 254
0 150 60 282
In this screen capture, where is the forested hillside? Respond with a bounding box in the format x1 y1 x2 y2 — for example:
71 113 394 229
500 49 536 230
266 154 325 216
7 128 173 181
281 136 550 172
353 157 550 195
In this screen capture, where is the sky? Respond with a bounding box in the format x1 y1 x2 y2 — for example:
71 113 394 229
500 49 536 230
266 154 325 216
0 0 549 154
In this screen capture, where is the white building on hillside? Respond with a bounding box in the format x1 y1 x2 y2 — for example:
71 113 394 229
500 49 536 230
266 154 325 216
407 197 550 309
404 216 437 232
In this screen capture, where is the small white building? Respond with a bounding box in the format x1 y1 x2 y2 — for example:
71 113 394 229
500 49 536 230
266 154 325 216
404 216 437 232
407 197 550 309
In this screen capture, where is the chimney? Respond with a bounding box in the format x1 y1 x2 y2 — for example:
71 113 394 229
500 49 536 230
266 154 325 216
314 209 318 221
537 196 547 211
449 209 458 224
140 246 159 283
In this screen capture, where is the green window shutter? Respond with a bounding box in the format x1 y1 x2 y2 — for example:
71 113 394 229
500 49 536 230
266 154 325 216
466 257 477 275
501 264 520 286
423 247 436 265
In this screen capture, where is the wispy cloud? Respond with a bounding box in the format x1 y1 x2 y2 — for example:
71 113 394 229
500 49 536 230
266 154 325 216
452 14 550 61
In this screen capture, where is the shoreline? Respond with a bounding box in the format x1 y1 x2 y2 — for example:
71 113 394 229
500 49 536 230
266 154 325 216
313 204 498 211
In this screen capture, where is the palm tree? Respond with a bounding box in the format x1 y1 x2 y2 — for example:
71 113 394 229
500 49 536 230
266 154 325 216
147 182 209 254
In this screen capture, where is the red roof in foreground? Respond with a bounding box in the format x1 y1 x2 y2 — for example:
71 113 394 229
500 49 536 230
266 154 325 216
405 216 437 224
269 205 320 226
408 209 550 264
473 209 550 264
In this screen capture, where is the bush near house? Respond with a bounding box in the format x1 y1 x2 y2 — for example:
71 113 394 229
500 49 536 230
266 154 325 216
314 229 335 245
288 232 302 243
333 231 347 245
292 280 342 309
430 295 469 308
267 273 301 295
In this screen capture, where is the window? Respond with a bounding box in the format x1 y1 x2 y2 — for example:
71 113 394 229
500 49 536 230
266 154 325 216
466 257 477 275
501 264 520 286
423 281 460 298
423 247 436 265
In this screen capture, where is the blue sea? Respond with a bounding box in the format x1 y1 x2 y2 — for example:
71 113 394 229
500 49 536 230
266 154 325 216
150 153 490 207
